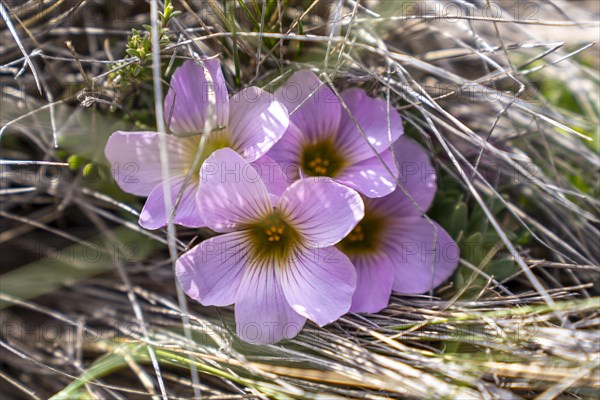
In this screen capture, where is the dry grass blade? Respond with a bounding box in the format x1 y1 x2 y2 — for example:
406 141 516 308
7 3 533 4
1 0 598 399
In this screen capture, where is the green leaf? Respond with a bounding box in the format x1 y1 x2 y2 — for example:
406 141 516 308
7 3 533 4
484 259 520 281
51 343 304 399
461 232 484 265
449 201 468 238
50 347 132 399
125 48 140 58
236 0 259 28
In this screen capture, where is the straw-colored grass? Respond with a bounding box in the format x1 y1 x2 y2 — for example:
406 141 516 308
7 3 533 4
1 0 598 398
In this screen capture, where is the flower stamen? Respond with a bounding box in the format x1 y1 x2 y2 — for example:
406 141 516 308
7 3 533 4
307 157 330 175
265 223 285 241
248 211 300 261
338 213 385 255
344 224 365 242
301 140 346 177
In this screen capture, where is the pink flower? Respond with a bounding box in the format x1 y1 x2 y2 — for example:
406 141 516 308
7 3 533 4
267 70 403 198
176 148 364 344
337 137 460 313
104 59 289 229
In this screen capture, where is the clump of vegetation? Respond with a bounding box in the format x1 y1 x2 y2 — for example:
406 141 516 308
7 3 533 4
109 0 179 91
0 0 598 399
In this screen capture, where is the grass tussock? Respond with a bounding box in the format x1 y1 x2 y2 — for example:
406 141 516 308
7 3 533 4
1 0 599 398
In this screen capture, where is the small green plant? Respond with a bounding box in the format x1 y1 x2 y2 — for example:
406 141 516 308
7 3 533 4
109 0 180 90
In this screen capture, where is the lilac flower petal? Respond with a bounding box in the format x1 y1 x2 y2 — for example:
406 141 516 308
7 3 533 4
335 149 398 198
349 253 394 313
164 59 229 135
176 231 249 306
235 261 306 344
336 88 404 163
277 178 364 247
250 155 290 203
360 137 436 216
274 70 341 143
391 136 437 214
139 176 203 229
278 246 356 326
104 131 188 196
198 148 272 232
228 87 289 162
265 121 304 178
384 218 459 294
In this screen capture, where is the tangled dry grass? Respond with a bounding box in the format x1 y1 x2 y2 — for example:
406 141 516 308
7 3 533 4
1 0 598 398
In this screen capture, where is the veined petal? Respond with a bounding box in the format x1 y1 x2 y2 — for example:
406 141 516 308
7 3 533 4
277 178 364 247
228 87 289 162
105 131 189 196
336 88 404 163
278 246 356 326
198 148 272 232
265 121 304 179
164 59 229 135
176 231 249 306
274 70 341 143
389 136 437 215
235 261 306 344
250 155 291 203
335 148 398 198
348 253 394 313
139 176 204 229
384 218 459 294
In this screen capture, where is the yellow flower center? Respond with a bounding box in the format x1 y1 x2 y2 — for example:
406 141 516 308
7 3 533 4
306 157 330 176
247 211 301 262
338 213 385 255
301 139 346 177
344 224 365 243
264 221 286 242
184 128 231 183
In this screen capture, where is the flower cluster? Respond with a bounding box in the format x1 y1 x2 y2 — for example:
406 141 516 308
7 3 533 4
105 59 459 344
